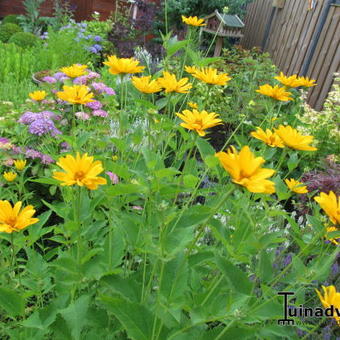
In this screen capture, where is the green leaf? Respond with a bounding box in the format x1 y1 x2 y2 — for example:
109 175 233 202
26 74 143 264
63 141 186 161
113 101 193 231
167 39 188 57
30 178 59 185
100 296 154 340
106 184 146 197
0 287 25 317
59 295 91 340
183 174 199 188
100 276 141 302
215 256 253 295
154 168 180 179
195 137 215 160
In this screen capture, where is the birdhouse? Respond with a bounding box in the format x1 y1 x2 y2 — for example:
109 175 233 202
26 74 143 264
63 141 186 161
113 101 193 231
201 10 245 56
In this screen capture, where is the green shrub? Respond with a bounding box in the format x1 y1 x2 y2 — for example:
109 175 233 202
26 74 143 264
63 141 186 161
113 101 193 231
8 31 38 48
2 14 20 25
0 23 22 42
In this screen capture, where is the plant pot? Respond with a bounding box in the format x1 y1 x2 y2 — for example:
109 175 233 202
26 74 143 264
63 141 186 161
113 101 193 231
32 70 52 84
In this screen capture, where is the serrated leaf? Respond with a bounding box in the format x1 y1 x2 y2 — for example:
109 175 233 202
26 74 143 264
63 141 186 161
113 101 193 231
59 295 90 340
100 296 154 340
215 256 253 295
0 287 25 317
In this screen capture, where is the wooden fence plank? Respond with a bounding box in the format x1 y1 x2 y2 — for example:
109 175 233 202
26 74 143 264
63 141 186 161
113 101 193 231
241 0 339 110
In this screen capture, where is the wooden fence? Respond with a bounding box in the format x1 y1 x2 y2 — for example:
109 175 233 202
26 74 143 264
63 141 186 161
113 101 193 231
241 0 340 110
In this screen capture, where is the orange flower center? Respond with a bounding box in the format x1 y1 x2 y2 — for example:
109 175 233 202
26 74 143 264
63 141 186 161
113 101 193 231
6 217 17 226
74 171 85 180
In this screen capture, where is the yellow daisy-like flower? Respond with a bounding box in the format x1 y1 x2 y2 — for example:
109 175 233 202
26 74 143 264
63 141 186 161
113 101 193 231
250 127 284 148
275 125 317 151
60 64 87 78
157 71 192 94
181 15 206 27
0 201 39 233
185 65 199 75
314 191 340 225
176 109 222 136
14 159 27 171
256 84 293 101
29 90 47 101
3 172 17 182
215 146 276 194
325 226 340 246
274 72 301 88
316 285 340 325
189 67 231 86
103 55 145 75
188 102 198 109
131 76 162 94
285 178 308 194
53 153 107 190
56 85 95 105
297 76 317 88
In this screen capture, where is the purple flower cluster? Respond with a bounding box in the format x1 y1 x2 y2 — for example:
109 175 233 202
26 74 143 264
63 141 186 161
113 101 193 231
19 111 61 137
10 145 54 164
73 71 100 85
60 21 105 55
91 82 115 95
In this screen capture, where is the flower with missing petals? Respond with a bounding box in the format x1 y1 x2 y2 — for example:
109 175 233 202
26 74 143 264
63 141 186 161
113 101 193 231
285 178 308 194
250 127 284 148
0 201 39 233
157 72 192 94
53 153 107 190
275 125 317 151
176 109 222 136
181 15 206 27
256 84 293 101
215 146 276 194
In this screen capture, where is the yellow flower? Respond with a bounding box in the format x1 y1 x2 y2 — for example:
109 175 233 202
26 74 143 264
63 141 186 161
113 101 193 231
103 55 145 75
250 127 284 148
112 155 118 161
314 191 340 225
157 72 192 94
285 178 308 194
215 146 276 194
131 76 162 93
181 15 206 27
274 72 300 88
56 85 95 105
29 90 47 101
60 64 87 78
256 84 293 101
325 226 340 246
275 125 317 151
14 160 27 171
176 109 222 136
185 66 199 75
189 67 231 86
53 153 107 190
316 285 340 325
0 201 39 233
188 102 198 109
297 76 317 87
3 172 17 182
